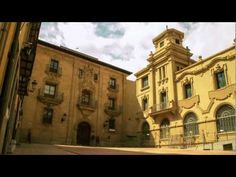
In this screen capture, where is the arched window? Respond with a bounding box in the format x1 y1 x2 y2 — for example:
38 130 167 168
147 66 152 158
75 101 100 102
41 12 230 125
160 118 170 139
142 122 150 139
216 105 236 133
184 112 199 136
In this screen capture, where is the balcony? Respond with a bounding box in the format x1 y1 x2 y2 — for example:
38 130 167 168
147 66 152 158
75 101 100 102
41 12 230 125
107 83 119 92
45 64 62 77
37 88 64 105
150 101 176 116
77 96 96 111
104 103 122 117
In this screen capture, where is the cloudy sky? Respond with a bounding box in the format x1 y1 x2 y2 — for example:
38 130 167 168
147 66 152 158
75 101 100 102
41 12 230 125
39 22 235 80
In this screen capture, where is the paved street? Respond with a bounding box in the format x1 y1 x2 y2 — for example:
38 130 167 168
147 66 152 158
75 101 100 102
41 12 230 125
11 143 236 155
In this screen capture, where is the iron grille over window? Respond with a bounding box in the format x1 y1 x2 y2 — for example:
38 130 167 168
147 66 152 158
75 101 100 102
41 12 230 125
216 105 236 133
109 118 115 130
184 112 199 136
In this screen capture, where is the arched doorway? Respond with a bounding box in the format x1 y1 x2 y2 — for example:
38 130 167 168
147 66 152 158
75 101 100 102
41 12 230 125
77 122 91 145
141 122 150 146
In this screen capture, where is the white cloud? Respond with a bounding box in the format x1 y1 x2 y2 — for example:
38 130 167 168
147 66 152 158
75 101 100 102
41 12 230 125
39 22 235 81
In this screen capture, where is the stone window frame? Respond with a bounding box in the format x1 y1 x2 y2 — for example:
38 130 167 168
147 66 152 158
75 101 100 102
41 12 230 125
211 63 228 90
183 112 199 137
141 75 149 89
49 58 59 73
44 83 57 97
181 77 194 100
158 87 169 106
216 104 236 133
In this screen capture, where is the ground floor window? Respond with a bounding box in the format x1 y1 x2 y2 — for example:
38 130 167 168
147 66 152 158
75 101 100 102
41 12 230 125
216 104 236 133
183 112 199 136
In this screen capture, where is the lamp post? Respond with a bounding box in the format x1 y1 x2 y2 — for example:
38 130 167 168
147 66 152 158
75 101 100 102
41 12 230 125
28 79 37 93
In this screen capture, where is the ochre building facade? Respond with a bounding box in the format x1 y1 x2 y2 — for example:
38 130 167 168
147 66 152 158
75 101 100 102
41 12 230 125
135 28 236 150
20 40 139 146
0 22 40 154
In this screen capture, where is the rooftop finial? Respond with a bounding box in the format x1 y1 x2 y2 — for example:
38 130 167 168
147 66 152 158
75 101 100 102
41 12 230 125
166 25 168 30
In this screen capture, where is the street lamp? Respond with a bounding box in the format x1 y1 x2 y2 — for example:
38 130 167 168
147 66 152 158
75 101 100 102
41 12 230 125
61 113 67 123
28 79 37 92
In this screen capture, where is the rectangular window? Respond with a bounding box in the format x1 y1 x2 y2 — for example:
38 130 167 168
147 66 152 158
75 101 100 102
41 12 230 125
42 108 53 124
94 74 98 81
108 98 115 110
142 76 148 88
49 59 59 73
109 119 115 130
79 69 84 78
163 66 166 78
177 66 180 71
160 41 164 48
82 90 90 105
109 78 116 89
44 84 56 97
215 71 226 89
175 39 180 44
160 92 167 109
143 98 148 111
185 84 192 98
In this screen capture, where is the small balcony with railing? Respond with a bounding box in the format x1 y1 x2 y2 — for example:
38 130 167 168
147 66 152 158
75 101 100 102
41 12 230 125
37 88 64 105
45 64 62 77
107 83 119 92
77 96 96 111
104 103 122 117
150 101 176 116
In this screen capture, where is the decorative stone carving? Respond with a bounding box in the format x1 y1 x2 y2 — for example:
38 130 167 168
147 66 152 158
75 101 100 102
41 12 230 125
208 84 235 101
78 64 96 91
176 56 232 82
178 95 199 110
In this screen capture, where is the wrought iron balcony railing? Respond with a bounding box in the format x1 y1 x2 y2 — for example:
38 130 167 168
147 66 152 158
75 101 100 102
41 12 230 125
37 88 64 105
151 102 170 112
